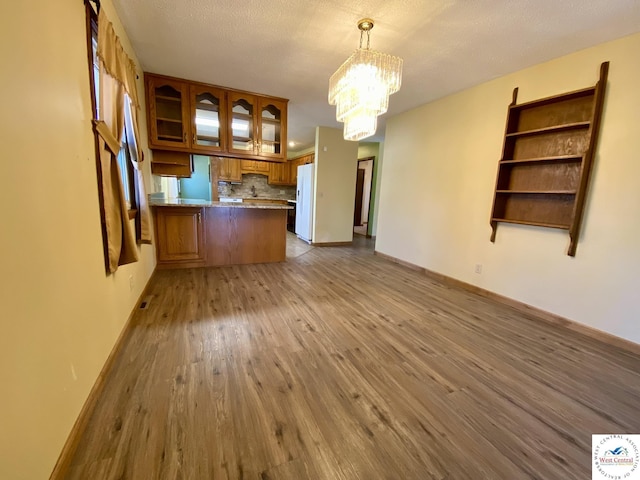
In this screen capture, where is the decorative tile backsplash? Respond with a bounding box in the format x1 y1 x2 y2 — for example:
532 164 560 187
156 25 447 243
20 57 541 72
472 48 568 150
218 174 296 200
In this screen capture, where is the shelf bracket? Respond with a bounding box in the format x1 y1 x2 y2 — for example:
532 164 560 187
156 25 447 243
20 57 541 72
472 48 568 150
567 231 577 257
511 87 519 106
490 221 497 243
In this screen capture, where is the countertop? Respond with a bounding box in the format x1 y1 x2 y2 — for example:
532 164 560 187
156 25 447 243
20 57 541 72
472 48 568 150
150 198 293 210
221 197 296 203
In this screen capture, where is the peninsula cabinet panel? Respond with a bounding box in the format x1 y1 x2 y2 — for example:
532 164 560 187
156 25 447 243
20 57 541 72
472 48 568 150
489 61 608 256
205 208 287 266
154 207 205 266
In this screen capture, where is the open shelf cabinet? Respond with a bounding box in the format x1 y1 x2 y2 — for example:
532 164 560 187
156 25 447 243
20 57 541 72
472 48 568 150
489 62 609 256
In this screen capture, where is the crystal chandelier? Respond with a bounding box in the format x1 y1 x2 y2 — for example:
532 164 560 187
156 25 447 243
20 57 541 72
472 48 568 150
328 18 403 141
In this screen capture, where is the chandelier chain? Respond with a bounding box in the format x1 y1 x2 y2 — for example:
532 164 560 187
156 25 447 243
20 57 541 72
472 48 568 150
359 29 371 49
329 17 403 141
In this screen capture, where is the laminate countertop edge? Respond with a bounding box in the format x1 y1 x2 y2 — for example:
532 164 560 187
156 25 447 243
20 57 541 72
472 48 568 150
150 200 293 210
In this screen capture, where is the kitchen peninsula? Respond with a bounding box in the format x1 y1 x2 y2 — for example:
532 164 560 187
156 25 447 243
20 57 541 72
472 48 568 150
151 198 292 268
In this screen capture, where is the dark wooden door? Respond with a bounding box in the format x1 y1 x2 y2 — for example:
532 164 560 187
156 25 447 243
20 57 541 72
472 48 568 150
354 169 365 226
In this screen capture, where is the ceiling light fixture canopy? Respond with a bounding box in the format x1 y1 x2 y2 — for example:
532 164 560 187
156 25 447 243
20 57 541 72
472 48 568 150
328 18 403 141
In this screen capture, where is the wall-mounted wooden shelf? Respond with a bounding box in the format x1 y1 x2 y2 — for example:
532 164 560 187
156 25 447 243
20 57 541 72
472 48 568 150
489 61 609 256
504 121 590 138
499 155 582 165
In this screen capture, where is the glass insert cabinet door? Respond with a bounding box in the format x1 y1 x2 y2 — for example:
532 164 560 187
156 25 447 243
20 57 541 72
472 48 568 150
228 93 256 154
149 78 189 148
257 98 287 158
190 85 226 152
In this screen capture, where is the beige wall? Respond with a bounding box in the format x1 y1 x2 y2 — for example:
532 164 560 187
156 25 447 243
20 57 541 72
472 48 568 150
377 32 640 344
313 127 359 243
0 0 156 478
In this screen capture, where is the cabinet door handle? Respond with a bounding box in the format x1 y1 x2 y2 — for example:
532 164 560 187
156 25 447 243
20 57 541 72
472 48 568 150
183 132 187 143
193 133 196 143
197 212 202 223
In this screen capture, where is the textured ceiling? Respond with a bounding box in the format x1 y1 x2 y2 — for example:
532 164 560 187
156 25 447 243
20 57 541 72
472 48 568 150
112 0 640 153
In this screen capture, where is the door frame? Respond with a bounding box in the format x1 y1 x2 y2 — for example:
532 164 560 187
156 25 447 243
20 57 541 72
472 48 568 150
355 156 375 238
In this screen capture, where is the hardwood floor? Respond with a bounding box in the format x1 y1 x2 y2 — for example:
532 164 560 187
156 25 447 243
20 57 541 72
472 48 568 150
64 238 640 479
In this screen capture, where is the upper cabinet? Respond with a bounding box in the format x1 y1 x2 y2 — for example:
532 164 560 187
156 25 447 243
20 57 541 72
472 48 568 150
258 98 287 159
217 157 242 182
241 160 270 174
228 93 257 156
145 73 288 162
190 84 226 153
288 153 315 186
268 161 290 185
147 77 190 149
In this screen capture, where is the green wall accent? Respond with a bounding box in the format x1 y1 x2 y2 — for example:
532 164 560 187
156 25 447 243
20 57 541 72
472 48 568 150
179 155 211 200
358 142 380 236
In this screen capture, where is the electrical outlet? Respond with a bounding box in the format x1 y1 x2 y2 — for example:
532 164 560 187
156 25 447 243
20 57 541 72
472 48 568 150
475 264 483 274
129 275 134 291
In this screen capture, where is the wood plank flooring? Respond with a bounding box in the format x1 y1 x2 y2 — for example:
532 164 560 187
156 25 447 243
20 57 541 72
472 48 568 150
65 237 640 479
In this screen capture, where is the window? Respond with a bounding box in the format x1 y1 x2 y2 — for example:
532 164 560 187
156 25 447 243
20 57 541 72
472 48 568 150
87 1 138 220
120 97 139 217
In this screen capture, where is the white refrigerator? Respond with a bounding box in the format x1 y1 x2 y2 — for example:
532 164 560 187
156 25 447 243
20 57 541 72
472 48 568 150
295 163 314 242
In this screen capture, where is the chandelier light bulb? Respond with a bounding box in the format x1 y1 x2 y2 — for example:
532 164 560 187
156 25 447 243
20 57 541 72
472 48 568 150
328 18 403 141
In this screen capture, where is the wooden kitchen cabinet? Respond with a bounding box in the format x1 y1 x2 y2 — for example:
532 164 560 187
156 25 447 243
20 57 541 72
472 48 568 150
257 97 287 160
228 92 257 156
152 204 289 268
241 159 270 174
190 84 226 153
151 151 193 177
154 207 205 265
268 161 290 185
217 157 242 182
288 153 315 187
228 94 288 160
146 76 190 149
145 73 288 162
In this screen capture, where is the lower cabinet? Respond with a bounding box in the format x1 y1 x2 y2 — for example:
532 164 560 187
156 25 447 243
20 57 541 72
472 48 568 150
153 205 288 268
154 207 205 266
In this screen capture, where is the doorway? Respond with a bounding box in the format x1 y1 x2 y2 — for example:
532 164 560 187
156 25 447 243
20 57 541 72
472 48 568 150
353 156 374 237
